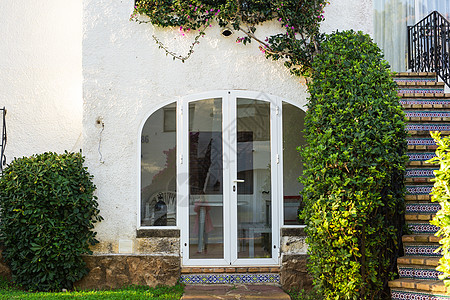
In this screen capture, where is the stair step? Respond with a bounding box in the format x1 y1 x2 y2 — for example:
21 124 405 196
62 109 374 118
406 111 450 122
389 279 449 293
397 82 445 94
179 273 280 285
405 214 435 221
406 203 440 215
406 137 436 150
399 93 450 99
401 99 450 109
407 153 436 167
398 256 440 267
406 194 433 201
404 244 441 257
406 185 434 195
402 235 440 244
407 223 439 235
406 124 450 132
394 72 437 78
405 168 436 183
391 288 450 300
398 266 443 280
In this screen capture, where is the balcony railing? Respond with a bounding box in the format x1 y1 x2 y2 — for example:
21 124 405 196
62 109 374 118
408 11 450 87
1 107 6 174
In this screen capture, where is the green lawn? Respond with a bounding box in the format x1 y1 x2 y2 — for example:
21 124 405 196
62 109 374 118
0 279 184 300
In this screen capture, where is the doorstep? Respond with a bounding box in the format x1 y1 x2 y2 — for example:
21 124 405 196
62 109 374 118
181 284 291 300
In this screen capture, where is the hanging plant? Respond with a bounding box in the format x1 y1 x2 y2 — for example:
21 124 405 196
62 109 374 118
131 0 329 76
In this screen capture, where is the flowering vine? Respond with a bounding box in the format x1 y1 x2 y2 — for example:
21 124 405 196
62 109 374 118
131 0 329 76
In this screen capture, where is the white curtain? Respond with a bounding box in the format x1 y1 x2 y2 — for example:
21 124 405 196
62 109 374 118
374 0 450 72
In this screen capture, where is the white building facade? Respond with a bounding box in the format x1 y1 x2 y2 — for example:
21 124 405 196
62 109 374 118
1 0 375 289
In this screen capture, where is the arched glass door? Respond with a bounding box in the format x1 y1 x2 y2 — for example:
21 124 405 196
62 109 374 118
179 91 280 266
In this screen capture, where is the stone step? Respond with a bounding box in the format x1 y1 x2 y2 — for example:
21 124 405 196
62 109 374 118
398 266 443 281
405 111 450 122
404 244 441 257
406 203 440 215
407 222 439 235
405 194 433 202
407 138 437 151
405 168 436 184
391 288 450 300
406 124 450 136
407 152 436 166
402 235 440 244
397 82 445 94
398 256 440 267
405 213 435 221
394 72 437 79
181 285 291 300
390 280 449 294
401 99 450 109
398 93 450 99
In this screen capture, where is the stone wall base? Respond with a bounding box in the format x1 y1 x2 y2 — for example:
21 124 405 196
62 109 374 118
74 254 180 290
280 254 312 291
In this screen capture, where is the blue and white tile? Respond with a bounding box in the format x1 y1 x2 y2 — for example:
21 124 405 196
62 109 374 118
405 111 450 118
408 223 439 234
407 153 436 161
406 185 433 195
404 245 441 256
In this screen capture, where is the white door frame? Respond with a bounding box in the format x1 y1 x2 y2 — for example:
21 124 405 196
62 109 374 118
179 90 282 266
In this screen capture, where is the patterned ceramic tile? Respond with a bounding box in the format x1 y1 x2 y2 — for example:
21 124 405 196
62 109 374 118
405 111 450 118
407 138 436 145
407 124 450 131
179 273 280 285
406 203 440 214
400 99 450 105
394 78 436 82
398 89 444 94
398 267 443 280
392 289 450 300
406 185 433 195
407 152 436 161
404 245 441 256
406 169 436 177
408 223 439 234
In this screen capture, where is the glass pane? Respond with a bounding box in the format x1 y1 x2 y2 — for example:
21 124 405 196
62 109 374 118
141 103 177 226
237 98 271 259
282 102 306 225
188 98 224 259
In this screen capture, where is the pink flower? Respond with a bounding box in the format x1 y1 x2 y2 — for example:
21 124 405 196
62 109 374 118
278 18 282 21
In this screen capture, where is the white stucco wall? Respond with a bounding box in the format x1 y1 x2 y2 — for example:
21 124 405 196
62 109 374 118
0 1 83 163
82 0 373 253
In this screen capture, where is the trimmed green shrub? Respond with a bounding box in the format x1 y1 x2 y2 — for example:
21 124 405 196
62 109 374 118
300 30 407 299
0 152 102 291
428 131 450 286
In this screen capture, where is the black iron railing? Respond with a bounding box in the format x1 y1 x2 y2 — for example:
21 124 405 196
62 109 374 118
408 11 450 86
1 107 6 174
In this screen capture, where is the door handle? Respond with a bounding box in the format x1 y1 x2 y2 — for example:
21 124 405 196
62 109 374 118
233 179 244 192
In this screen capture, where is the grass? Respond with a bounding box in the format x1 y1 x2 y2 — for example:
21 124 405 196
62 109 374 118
0 278 184 299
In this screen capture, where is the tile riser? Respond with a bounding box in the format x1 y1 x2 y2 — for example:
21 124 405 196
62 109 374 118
180 274 280 285
398 267 443 280
392 289 450 300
